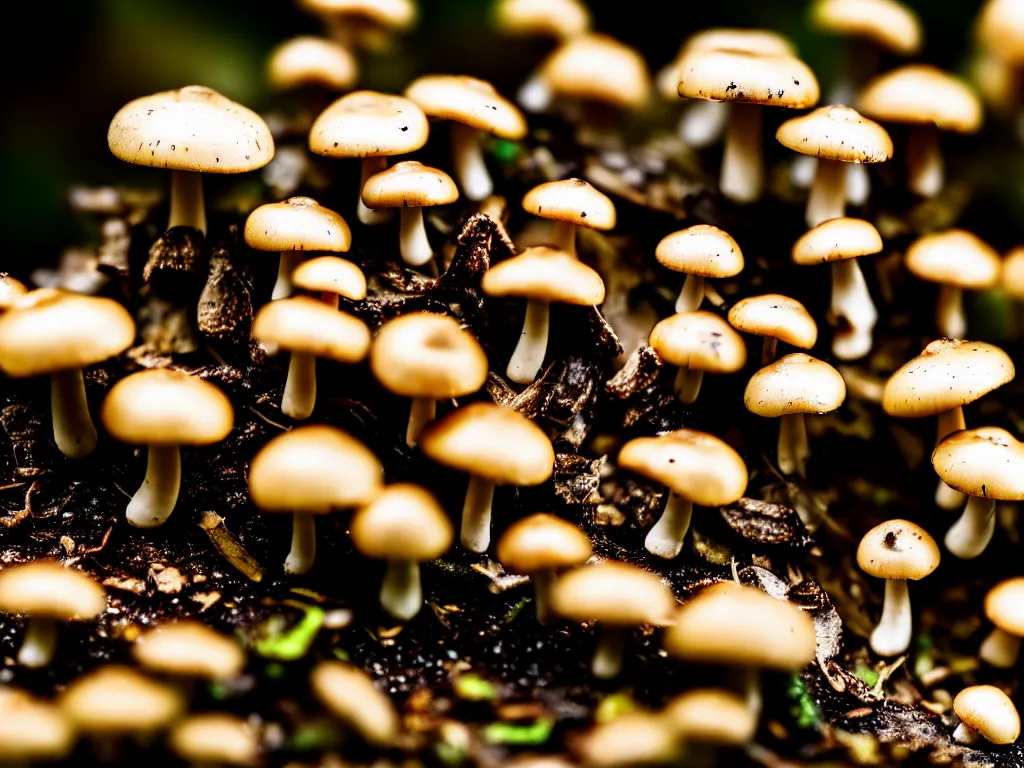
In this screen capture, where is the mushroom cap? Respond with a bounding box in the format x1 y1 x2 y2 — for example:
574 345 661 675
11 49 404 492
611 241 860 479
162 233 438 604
678 49 820 107
954 685 1021 745
856 519 940 580
978 0 1024 64
727 294 818 349
267 36 357 92
809 0 922 54
370 312 488 399
663 688 757 745
655 225 744 278
59 666 185 735
985 577 1024 636
522 178 616 230
309 91 429 158
618 429 748 506
1002 247 1024 298
296 0 416 28
496 513 593 574
108 85 274 173
932 427 1024 500
540 33 651 108
744 353 846 417
648 310 747 373
882 339 1014 418
244 196 351 253
405 75 527 138
293 256 367 300
664 582 816 669
0 560 106 621
684 28 796 57
0 693 75 762
101 369 234 447
792 217 883 265
249 425 383 513
419 402 554 486
858 65 982 132
350 483 453 561
776 105 893 162
574 712 678 768
550 561 675 627
492 0 590 39
252 296 370 362
0 274 27 310
169 713 261 767
904 229 1000 289
481 246 606 305
0 289 135 377
132 621 247 680
361 160 459 209
310 661 399 747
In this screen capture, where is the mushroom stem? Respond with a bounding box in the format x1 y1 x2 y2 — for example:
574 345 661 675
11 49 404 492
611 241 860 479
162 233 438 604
846 161 871 206
953 722 980 745
935 407 968 510
532 570 555 624
320 291 340 310
282 352 317 420
285 512 317 575
17 616 58 668
125 444 182 528
399 208 434 267
740 667 762 719
644 492 694 559
806 158 847 228
761 337 778 366
461 474 496 553
592 625 626 679
830 258 878 360
380 559 422 621
168 169 207 234
674 366 704 405
451 122 492 201
935 284 966 339
272 252 304 301
979 627 1021 668
907 124 943 198
517 68 552 113
406 396 437 448
675 273 705 314
552 220 577 257
777 412 810 477
358 157 391 225
51 367 98 459
720 103 763 204
679 99 729 149
870 578 912 656
944 496 996 560
507 299 551 385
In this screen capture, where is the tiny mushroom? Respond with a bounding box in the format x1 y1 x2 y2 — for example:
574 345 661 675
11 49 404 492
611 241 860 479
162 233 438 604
980 578 1024 667
292 255 367 309
728 293 818 365
267 36 357 93
648 310 747 404
0 691 76 764
655 225 744 314
953 686 1020 746
132 621 247 681
169 713 261 767
539 33 651 118
663 688 758 748
521 178 616 257
0 273 27 310
310 661 400 747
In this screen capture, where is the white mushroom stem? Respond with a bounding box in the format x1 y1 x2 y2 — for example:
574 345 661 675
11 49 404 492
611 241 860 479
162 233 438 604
282 352 317 420
592 625 626 679
461 474 496 553
906 124 943 198
678 99 729 149
380 559 423 621
451 122 493 201
720 103 763 204
935 406 967 510
272 252 305 301
358 157 392 225
870 578 912 656
399 208 434 267
761 337 778 366
320 292 340 310
846 162 871 206
806 158 847 228
507 299 551 385
51 368 98 459
645 492 693 559
674 366 704 405
17 616 59 668
790 154 817 189
167 169 206 234
935 284 966 339
675 273 705 314
285 512 317 575
953 722 980 745
777 413 810 477
944 496 996 560
532 570 555 624
406 396 437 448
830 258 878 361
517 68 553 113
125 445 182 529
979 627 1021 668
552 220 577 257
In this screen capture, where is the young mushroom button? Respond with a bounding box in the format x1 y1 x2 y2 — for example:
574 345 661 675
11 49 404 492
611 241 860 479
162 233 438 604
728 294 818 366
310 661 400 748
169 714 261 767
953 685 1021 746
649 311 747 405
521 178 616 257
292 255 367 309
981 578 1024 667
132 621 246 681
59 666 185 742
655 225 744 314
267 36 357 93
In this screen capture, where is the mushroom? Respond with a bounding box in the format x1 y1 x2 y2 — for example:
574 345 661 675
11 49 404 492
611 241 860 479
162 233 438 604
132 621 246 681
369 312 488 446
727 293 818 365
664 688 757 749
574 711 680 767
655 225 744 314
977 0 1024 108
267 36 357 94
0 273 27 311
310 661 399 747
169 713 261 767
101 369 234 528
420 402 554 553
0 288 134 458
350 483 454 620
551 561 675 679
649 311 747 404
481 246 606 385
743 353 847 477
252 296 371 420
1002 246 1024 313
521 178 616 257
618 429 748 559
0 691 76 765
0 560 106 668
297 0 417 50
980 578 1024 667
857 519 940 656
496 513 593 622
107 86 274 234
249 425 383 574
953 686 1020 746
292 255 367 309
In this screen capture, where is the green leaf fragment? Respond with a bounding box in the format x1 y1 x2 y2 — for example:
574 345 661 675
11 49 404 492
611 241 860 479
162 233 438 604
483 718 553 745
254 604 325 660
490 139 521 165
787 674 822 730
853 663 879 687
453 673 499 701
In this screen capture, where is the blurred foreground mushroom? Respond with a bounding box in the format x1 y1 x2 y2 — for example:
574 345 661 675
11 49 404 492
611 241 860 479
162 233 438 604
0 690 76 764
169 713 261 767
310 661 399 747
132 621 246 682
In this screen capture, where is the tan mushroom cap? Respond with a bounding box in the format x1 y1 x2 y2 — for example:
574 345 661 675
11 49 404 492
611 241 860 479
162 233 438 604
678 49 820 107
1002 247 1024 298
978 0 1024 63
297 0 416 28
309 91 429 158
310 661 399 747
0 693 75 763
108 86 274 173
405 75 527 138
776 106 893 162
0 560 106 620
648 311 747 373
252 296 370 362
481 246 606 304
792 217 883 265
684 28 796 57
59 666 185 735
664 582 816 669
0 274 27 310
541 34 652 108
0 289 135 378
858 65 983 132
493 0 590 39
932 427 1024 500
618 429 748 506
655 225 744 278
244 197 351 253
954 686 1021 745
905 229 1000 289
370 313 487 399
496 513 593 574
361 160 459 209
856 519 940 580
522 178 616 230
267 36 357 92
169 713 260 767
744 353 846 417
985 578 1024 636
249 425 383 513
419 402 555 486
350 483 453 561
663 688 757 745
728 294 818 349
132 621 246 680
575 712 678 767
810 0 922 54
551 561 675 627
293 256 367 301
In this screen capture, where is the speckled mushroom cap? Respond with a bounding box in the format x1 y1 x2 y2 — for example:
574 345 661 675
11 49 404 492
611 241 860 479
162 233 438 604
405 75 527 138
350 483 453 560
744 353 846 417
252 296 370 361
309 91 429 158
932 427 1024 500
810 0 922 54
858 65 983 132
267 36 357 92
293 256 367 301
882 339 1014 418
648 311 747 373
0 560 106 621
297 0 416 28
540 34 652 108
481 246 606 305
659 29 795 99
521 178 616 230
954 686 1021 745
108 86 274 173
493 0 591 39
496 513 593 574
792 217 883 265
776 106 893 162
361 161 459 209
856 519 940 580
0 274 27 310
244 197 351 253
0 693 76 763
663 688 757 745
59 666 185 735
655 225 744 278
977 0 1024 64
904 229 1000 289
678 49 820 107
310 661 399 747
132 621 246 680
1002 247 1024 298
169 713 260 767
550 561 675 627
985 578 1024 637
618 429 748 506
0 289 135 378
370 313 487 399
728 294 818 349
419 402 555 486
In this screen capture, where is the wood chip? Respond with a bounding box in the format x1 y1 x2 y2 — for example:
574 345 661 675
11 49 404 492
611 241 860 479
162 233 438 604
199 511 263 582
